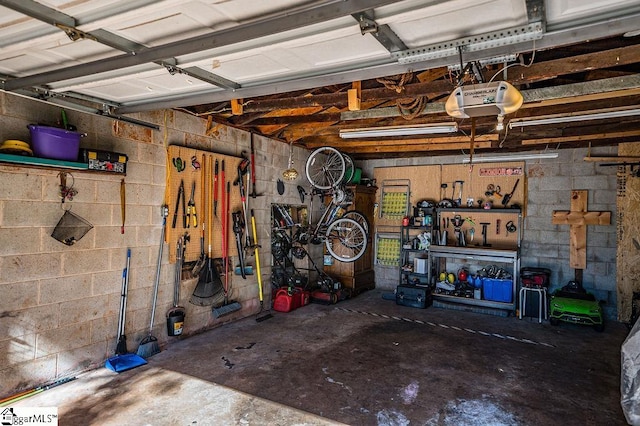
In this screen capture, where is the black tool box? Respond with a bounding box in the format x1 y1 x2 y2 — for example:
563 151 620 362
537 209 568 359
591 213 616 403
396 284 432 309
80 149 128 174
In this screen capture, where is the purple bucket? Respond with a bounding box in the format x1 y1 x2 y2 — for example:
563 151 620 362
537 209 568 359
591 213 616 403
28 124 84 161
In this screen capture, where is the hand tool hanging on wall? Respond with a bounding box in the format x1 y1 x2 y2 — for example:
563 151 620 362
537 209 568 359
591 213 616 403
213 159 219 217
220 174 228 290
190 156 224 306
451 214 466 246
485 184 501 197
214 181 239 318
249 134 263 198
502 178 520 206
172 180 186 228
120 178 126 234
437 183 454 208
454 180 464 207
234 164 252 250
192 154 207 276
213 217 242 316
233 154 250 185
187 181 197 228
232 211 247 279
480 222 491 247
251 209 272 322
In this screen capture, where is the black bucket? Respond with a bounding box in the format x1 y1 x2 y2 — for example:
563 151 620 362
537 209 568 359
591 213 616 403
166 308 185 336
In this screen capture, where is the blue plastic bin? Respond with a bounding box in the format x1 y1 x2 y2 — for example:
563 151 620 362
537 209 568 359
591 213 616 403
483 278 513 303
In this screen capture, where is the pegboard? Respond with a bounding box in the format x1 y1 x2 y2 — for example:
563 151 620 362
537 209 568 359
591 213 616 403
436 208 521 249
373 165 442 227
441 163 526 211
373 162 526 229
166 145 246 264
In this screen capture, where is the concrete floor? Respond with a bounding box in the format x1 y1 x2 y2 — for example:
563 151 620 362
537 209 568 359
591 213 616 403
12 290 628 425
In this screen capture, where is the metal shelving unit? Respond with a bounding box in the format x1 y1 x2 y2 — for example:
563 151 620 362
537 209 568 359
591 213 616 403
428 207 522 313
399 223 432 286
428 245 520 311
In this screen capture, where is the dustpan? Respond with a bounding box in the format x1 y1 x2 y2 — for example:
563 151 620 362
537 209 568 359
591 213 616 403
105 353 147 373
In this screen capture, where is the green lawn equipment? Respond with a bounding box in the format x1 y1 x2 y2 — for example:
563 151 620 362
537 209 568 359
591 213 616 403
549 280 604 332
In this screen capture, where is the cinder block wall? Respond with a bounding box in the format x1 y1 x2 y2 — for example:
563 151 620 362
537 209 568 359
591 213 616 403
0 92 308 396
359 146 619 319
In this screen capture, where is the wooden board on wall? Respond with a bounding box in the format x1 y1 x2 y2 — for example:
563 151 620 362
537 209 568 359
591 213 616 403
441 162 525 211
166 145 244 263
373 165 441 227
437 208 520 249
617 142 640 321
373 162 526 230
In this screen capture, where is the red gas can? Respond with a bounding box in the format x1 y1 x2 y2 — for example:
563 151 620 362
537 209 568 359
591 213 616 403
273 288 296 312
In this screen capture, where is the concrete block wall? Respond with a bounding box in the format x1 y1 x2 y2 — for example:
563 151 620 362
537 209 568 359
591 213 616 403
359 146 619 319
0 92 308 397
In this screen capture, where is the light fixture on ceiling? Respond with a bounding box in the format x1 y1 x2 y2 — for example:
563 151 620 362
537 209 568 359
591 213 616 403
461 152 558 164
282 141 299 181
508 106 640 129
339 123 458 139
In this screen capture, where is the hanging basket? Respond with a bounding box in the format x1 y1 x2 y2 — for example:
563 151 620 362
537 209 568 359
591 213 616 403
51 210 93 246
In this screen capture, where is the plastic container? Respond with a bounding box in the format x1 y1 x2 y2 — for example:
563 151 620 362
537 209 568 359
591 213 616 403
28 124 84 161
166 309 185 336
482 278 513 303
273 288 296 312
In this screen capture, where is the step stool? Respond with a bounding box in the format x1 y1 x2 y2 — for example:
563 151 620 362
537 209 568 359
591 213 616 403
519 286 548 323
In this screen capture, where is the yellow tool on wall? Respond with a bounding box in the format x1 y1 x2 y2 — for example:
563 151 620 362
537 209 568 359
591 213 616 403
120 178 126 234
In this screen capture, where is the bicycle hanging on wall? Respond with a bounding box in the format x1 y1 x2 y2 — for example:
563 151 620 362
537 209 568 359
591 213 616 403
291 146 369 263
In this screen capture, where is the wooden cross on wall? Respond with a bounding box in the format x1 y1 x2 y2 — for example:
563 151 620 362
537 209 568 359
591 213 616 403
552 190 611 279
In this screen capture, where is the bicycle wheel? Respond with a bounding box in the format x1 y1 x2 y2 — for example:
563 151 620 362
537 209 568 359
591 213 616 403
305 146 345 190
325 218 367 262
342 153 355 184
343 210 369 235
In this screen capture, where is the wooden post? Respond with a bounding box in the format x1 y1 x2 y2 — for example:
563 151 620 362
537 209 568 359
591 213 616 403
231 99 243 115
348 81 361 111
552 190 611 277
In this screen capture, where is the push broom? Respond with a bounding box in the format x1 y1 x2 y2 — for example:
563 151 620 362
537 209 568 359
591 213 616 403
105 249 147 373
213 180 241 318
136 207 167 359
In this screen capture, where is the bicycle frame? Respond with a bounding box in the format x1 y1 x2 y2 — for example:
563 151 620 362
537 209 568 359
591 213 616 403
295 186 351 245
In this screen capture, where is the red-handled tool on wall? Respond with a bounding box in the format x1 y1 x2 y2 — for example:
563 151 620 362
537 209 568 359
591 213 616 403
213 159 219 217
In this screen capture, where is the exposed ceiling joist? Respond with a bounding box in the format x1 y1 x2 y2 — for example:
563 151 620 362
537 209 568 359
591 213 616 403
1 0 639 160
